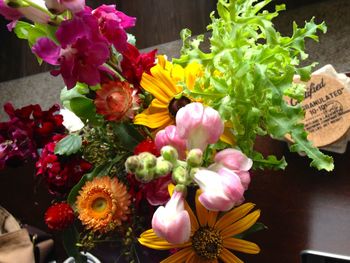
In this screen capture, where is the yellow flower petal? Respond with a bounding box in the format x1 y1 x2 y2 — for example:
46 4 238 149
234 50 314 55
195 189 209 226
134 111 173 129
161 247 193 263
151 67 182 96
185 252 196 263
215 202 256 230
220 126 236 146
141 73 172 103
138 229 191 250
223 237 260 254
207 210 218 227
219 248 243 263
221 210 261 238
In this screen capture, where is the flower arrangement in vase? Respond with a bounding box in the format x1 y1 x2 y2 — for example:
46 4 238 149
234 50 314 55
0 0 332 262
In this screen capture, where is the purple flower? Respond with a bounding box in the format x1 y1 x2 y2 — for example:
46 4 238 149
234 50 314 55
32 8 110 88
93 4 136 52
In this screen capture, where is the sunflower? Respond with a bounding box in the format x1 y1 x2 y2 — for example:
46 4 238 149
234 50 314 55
134 56 202 130
139 186 260 263
76 176 131 233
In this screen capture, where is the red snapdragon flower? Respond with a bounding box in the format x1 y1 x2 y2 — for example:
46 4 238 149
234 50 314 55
36 135 92 195
0 103 64 169
121 43 157 88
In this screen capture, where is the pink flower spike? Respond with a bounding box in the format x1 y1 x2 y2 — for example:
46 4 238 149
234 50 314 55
211 148 253 189
151 191 191 244
214 148 253 171
176 102 224 150
155 125 187 160
17 0 50 24
194 168 245 211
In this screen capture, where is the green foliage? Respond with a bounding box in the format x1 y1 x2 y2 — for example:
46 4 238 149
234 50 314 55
174 0 332 171
54 134 82 156
62 226 85 263
14 22 58 64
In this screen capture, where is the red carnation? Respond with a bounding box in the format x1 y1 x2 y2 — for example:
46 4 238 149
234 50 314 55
94 80 140 121
44 202 74 231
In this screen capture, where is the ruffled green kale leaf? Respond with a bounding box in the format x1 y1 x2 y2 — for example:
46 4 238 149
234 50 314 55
174 0 332 171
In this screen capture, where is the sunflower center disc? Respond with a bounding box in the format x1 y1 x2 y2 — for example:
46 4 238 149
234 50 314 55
192 226 223 260
168 96 191 117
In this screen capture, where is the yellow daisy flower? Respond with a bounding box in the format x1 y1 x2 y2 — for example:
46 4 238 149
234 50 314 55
134 56 202 130
139 186 261 263
76 176 131 233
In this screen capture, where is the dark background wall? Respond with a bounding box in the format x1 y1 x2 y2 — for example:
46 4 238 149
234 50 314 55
0 0 321 82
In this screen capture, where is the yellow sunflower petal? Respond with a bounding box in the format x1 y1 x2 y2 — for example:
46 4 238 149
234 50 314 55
219 248 243 263
207 210 218 227
152 67 182 96
134 111 173 129
195 189 209 226
221 210 261 238
220 126 236 146
223 237 260 254
138 229 191 250
141 73 172 103
215 203 256 230
185 251 196 263
161 247 194 263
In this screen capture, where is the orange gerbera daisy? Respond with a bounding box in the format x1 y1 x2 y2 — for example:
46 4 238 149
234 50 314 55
139 185 260 262
76 176 131 233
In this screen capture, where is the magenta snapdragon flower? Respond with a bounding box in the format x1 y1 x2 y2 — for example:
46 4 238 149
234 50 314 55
93 4 136 52
32 8 110 89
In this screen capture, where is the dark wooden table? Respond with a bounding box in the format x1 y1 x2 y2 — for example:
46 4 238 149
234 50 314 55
1 136 349 263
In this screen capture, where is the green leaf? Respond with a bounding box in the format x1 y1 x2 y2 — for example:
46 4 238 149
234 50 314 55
290 126 334 171
112 122 143 151
174 0 329 171
62 226 85 263
235 222 267 239
54 134 82 156
69 97 103 126
252 152 287 170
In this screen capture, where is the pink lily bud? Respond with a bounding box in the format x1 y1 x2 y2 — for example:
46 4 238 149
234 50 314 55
194 167 244 211
155 125 187 160
211 148 253 189
151 190 191 244
59 0 85 13
176 102 224 150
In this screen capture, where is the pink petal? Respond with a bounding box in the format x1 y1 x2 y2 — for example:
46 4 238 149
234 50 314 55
176 102 204 139
32 37 60 65
215 148 253 171
202 106 224 144
60 0 85 13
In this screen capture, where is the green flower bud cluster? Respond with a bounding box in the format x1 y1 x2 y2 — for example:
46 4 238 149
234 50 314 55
125 152 173 183
125 146 204 189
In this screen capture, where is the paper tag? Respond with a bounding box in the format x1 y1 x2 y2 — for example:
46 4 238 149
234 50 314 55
290 65 350 148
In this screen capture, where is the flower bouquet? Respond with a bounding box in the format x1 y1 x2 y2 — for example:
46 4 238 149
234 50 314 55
0 0 333 262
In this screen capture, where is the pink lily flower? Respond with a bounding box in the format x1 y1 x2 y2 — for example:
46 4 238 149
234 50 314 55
194 167 245 211
210 148 253 189
176 102 224 150
151 190 191 244
155 125 187 160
